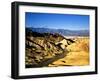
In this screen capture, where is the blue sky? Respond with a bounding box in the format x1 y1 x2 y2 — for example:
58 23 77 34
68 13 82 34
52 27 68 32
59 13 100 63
25 12 89 30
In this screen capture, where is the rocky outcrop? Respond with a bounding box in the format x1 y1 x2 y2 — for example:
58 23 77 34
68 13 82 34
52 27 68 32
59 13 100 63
25 28 75 68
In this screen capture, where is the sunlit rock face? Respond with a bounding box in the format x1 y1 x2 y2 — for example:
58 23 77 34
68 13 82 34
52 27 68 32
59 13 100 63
25 28 89 68
26 28 64 68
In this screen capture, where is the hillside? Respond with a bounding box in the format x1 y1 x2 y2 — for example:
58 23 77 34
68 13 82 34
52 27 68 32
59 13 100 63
25 28 89 68
25 28 75 68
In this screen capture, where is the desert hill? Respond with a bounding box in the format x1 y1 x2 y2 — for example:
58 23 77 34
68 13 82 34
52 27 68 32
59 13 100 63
25 28 75 68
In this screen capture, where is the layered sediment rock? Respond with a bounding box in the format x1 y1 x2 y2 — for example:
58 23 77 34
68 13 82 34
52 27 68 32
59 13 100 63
25 28 75 68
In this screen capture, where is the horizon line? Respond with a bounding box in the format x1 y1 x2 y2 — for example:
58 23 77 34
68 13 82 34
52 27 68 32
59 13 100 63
26 26 89 31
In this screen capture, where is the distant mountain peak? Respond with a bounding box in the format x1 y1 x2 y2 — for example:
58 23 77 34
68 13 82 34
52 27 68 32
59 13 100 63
26 27 89 36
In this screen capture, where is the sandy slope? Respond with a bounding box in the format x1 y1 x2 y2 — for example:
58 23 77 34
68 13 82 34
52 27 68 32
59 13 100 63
49 37 89 67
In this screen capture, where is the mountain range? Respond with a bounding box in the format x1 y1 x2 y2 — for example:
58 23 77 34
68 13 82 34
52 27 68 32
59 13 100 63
26 27 89 36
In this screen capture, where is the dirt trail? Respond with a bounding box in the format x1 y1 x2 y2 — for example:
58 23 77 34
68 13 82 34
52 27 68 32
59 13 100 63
39 50 68 67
